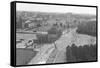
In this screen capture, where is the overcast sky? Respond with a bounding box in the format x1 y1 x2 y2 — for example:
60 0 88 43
16 3 96 15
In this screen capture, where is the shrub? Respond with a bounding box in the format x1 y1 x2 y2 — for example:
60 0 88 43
66 44 97 62
76 20 96 36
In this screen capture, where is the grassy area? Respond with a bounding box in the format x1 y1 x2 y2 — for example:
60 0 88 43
16 48 37 65
16 33 37 41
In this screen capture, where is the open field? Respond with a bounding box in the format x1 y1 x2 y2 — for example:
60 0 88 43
16 33 37 41
16 48 37 65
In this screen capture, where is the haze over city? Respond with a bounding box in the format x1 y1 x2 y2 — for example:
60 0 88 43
17 3 96 15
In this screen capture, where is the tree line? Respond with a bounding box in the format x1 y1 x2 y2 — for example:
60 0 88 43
66 44 97 62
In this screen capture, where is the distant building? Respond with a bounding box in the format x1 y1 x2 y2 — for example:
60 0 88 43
28 23 35 28
24 20 36 28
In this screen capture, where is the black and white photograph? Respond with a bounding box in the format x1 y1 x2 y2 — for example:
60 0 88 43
14 2 97 66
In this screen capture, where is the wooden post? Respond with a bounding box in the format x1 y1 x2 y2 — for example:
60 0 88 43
54 42 57 49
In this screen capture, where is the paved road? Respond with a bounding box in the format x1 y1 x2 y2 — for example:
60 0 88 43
28 43 55 64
